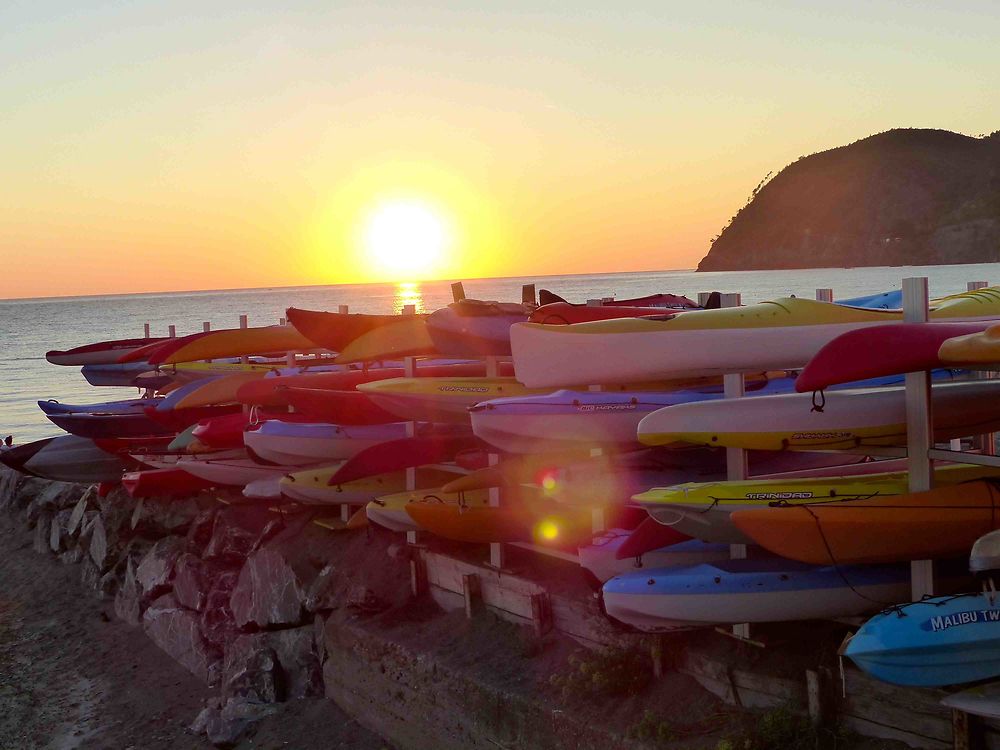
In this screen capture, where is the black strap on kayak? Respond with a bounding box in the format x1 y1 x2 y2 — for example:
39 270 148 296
810 389 826 413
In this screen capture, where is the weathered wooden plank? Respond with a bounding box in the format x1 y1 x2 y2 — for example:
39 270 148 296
840 715 949 750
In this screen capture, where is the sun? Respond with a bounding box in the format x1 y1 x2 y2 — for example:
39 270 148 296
363 200 451 277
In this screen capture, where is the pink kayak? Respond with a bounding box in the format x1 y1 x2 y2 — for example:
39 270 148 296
795 322 989 391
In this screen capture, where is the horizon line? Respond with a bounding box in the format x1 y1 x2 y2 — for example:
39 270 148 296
0 267 697 304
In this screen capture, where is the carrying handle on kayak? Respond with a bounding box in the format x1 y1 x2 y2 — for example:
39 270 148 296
810 389 826 413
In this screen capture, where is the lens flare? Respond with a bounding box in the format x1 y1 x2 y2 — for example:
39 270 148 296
536 518 560 541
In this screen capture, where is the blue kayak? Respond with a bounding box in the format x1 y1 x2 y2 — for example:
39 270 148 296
38 397 162 416
846 593 1000 687
602 559 910 632
838 290 903 309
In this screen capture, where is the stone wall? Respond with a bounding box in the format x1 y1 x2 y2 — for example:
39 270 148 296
0 466 345 746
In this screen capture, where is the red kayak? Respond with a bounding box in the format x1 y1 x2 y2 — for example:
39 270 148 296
615 515 690 560
795 322 990 392
529 303 695 325
122 468 217 498
47 336 167 366
144 403 240 432
237 362 515 407
281 388 400 425
286 307 429 352
328 432 478 485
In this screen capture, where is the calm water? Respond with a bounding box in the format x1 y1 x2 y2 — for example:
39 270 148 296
3 263 999 443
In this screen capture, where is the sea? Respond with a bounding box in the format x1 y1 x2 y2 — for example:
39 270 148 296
3 262 999 444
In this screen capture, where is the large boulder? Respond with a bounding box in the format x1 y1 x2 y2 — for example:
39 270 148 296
191 696 278 748
114 557 144 625
66 486 96 535
49 507 76 553
33 510 53 554
174 554 237 612
143 593 221 685
223 626 323 701
186 508 219 552
229 520 339 629
202 506 278 564
9 476 48 514
134 536 187 600
200 569 241 652
131 496 205 537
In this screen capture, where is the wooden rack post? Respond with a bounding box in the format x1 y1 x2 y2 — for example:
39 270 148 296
143 322 150 338
239 314 249 365
485 355 505 569
168 325 176 338
903 277 936 599
815 288 834 303
719 292 749 639
968 281 995 456
451 282 466 302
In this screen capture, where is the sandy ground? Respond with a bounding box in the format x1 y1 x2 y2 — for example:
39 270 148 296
0 512 391 750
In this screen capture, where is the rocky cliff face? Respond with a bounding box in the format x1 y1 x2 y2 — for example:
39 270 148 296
697 129 1000 271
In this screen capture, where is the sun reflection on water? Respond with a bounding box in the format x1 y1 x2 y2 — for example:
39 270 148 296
393 282 425 314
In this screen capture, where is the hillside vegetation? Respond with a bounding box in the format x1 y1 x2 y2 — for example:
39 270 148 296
697 129 1000 271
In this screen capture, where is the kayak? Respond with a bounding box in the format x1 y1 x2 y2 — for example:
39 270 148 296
81 362 163 388
242 475 284 501
365 486 490 533
122 468 216 498
280 465 460 505
333 316 438 363
939 323 1000 364
0 435 133 483
636 463 1000 544
46 336 166 366
358 376 554 423
510 289 1000 387
404 497 594 545
845 593 1000 687
360 375 689 424
171 371 267 409
426 300 530 356
637 377 997 451
468 379 797 454
37 398 161 416
281 388 400 425
795 322 990 392
144 325 319 365
244 420 408 466
44 407 174 439
530 303 698 325
615 516 692 559
175 454 293 487
285 307 429 352
602 560 911 632
730 479 1000 565
235 362 510 407
578 531 727 583
326 432 478 484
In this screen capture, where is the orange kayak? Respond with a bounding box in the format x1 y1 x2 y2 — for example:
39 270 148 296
730 480 1000 565
405 500 594 545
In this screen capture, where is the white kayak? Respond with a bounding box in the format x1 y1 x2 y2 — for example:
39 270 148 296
637 379 1000 451
176 454 295 486
510 290 1000 387
244 420 408 467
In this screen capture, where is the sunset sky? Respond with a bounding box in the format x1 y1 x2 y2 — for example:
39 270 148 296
2 1 999 299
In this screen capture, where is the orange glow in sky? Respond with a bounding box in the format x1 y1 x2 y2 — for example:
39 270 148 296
1 2 999 299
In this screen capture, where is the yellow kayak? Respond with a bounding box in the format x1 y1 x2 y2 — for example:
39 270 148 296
172 371 266 409
365 486 491 532
279 464 460 505
939 323 1000 364
633 462 1000 544
152 325 321 365
334 317 437 363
